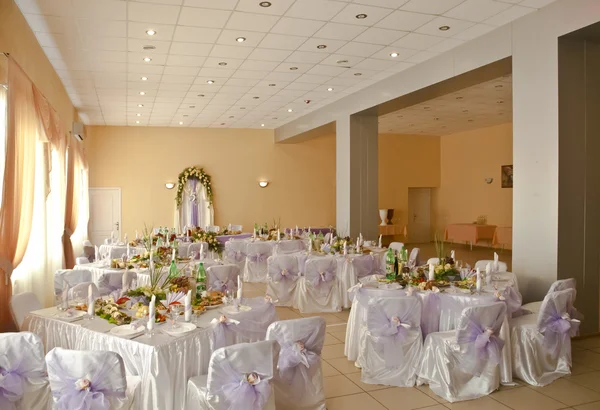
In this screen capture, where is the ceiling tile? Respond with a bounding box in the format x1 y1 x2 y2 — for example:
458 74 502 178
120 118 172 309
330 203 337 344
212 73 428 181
297 38 347 53
128 63 165 74
73 0 126 19
274 62 314 73
444 0 512 22
392 32 444 50
353 57 398 70
128 2 180 24
136 0 183 5
271 17 326 37
353 27 407 45
166 54 206 66
247 48 293 62
232 70 270 79
183 0 238 9
163 66 200 75
225 78 261 87
319 53 364 66
239 60 280 71
285 0 347 21
415 16 475 37
400 0 465 14
375 10 435 31
235 0 296 15
285 50 328 64
160 74 195 84
77 18 126 37
209 45 253 59
353 0 409 8
405 49 438 63
127 38 172 54
203 57 245 69
428 37 465 53
225 11 280 32
178 7 231 28
217 30 266 47
259 33 308 50
296 73 333 84
313 22 367 41
198 67 236 78
331 3 393 26
306 64 348 76
263 72 302 81
520 0 556 7
484 5 536 26
17 0 74 16
172 26 220 43
336 41 384 57
25 14 73 34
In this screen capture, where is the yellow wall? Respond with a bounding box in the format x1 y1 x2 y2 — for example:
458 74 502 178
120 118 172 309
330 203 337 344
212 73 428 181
86 126 336 235
0 0 76 131
432 123 513 234
378 133 441 228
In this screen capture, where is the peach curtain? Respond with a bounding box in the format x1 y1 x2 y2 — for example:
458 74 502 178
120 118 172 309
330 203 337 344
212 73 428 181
0 57 39 332
62 142 80 268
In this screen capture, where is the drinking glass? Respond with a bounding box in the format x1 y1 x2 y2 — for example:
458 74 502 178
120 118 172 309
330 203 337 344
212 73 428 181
193 309 204 326
169 304 184 330
190 251 197 261
55 294 66 311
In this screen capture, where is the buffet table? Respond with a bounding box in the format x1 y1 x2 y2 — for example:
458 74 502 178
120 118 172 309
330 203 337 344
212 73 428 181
445 223 497 249
493 226 512 250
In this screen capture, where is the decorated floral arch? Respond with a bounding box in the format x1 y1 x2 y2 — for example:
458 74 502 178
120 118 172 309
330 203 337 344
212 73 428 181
176 166 214 230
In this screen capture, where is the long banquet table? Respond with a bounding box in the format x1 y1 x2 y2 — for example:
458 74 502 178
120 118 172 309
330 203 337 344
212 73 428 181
445 223 497 247
24 306 226 410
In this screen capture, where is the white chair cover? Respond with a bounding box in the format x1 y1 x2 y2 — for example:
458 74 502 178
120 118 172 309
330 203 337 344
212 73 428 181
53 270 92 296
244 242 273 283
185 242 207 259
109 246 129 261
206 225 220 233
97 271 138 296
475 260 508 272
206 264 241 297
511 288 580 386
418 302 507 402
408 248 420 267
224 240 247 272
296 257 341 313
186 340 279 410
10 292 42 331
266 317 326 410
341 254 381 309
68 282 100 302
266 255 300 307
276 240 305 255
75 257 89 265
389 242 404 252
229 224 242 232
45 348 140 410
360 297 423 387
0 332 51 410
522 278 577 314
426 258 440 265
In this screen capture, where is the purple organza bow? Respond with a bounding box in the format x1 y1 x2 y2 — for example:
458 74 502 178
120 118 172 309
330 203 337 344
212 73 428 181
494 286 523 318
46 359 125 410
542 312 580 357
310 268 336 290
212 279 236 293
369 311 412 367
457 320 504 376
227 250 246 263
211 316 240 350
218 369 271 410
249 253 268 263
278 341 319 385
0 366 24 409
271 267 297 282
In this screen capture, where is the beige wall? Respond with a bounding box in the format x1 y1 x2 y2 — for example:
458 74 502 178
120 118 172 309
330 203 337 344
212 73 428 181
378 133 441 228
0 0 76 131
432 123 513 234
86 126 336 235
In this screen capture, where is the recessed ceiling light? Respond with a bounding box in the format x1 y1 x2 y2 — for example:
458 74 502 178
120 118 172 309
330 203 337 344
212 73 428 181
143 45 156 50
317 44 327 49
355 13 368 19
259 1 272 7
240 107 246 110
136 113 142 117
354 72 362 76
336 59 349 64
272 117 278 120
409 124 414 126
137 104 144 107
221 122 226 125
304 100 311 104
463 109 469 113
290 67 298 70
236 37 246 43
197 94 205 97
327 87 333 91
146 29 156 36
468 119 473 122
261 123 265 126
189 105 195 108
497 100 504 104
253 96 260 99
139 91 146 95
183 114 189 117
135 120 140 124
424 106 430 110
207 80 215 84
179 121 184 125
456 96 463 100
229 116 234 118
390 52 399 58
439 25 450 31
268 83 276 87
141 76 148 81
287 108 293 112
218 62 227 66
143 57 152 62
495 84 503 88
434 117 439 120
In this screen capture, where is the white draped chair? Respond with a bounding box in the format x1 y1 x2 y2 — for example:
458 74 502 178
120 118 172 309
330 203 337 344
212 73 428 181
74 257 89 265
224 240 247 272
475 260 508 272
266 255 301 308
389 242 404 252
275 240 305 255
341 254 381 309
186 242 207 259
206 225 220 233
244 242 273 283
186 340 279 410
360 297 423 387
510 288 580 386
0 332 51 410
266 317 326 410
426 258 440 265
45 348 140 410
97 271 137 296
53 269 92 296
521 278 577 315
206 264 242 299
418 302 507 402
297 257 341 313
10 292 42 331
68 282 100 302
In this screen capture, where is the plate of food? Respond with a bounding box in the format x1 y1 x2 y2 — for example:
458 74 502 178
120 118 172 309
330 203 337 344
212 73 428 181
199 291 225 309
109 324 145 339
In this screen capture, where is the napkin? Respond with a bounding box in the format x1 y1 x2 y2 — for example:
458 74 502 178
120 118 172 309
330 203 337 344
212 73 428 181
148 295 156 331
62 281 70 310
87 284 94 317
476 268 482 292
451 250 455 260
428 264 435 281
485 263 492 286
343 241 348 256
94 246 99 262
494 252 499 271
126 243 130 257
124 233 128 243
184 290 192 322
161 291 186 309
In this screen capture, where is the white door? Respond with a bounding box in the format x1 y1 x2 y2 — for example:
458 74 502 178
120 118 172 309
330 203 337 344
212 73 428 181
408 188 431 243
89 188 121 246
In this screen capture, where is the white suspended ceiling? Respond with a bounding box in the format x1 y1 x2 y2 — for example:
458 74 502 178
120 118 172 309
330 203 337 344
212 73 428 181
16 0 555 129
379 74 512 136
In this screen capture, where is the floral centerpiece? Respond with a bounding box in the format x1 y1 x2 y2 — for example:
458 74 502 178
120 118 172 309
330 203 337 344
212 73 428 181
176 166 213 209
431 234 460 281
189 227 222 253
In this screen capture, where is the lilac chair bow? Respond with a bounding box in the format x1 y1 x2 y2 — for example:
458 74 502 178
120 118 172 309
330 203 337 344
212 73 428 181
367 302 416 367
216 360 271 410
0 366 25 409
310 268 336 290
211 279 236 293
227 250 246 263
494 285 523 318
541 310 581 357
278 341 319 385
211 316 240 350
46 355 125 410
249 252 269 263
269 261 299 283
351 255 379 278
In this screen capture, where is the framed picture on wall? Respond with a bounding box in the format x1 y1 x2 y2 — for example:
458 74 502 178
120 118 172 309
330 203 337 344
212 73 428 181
501 165 513 188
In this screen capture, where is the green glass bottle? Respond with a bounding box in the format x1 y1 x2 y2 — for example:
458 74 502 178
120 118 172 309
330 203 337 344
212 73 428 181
196 262 206 297
169 257 178 279
385 248 395 279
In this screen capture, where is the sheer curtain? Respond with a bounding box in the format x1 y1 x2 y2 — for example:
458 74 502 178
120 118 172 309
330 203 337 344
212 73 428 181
178 179 214 230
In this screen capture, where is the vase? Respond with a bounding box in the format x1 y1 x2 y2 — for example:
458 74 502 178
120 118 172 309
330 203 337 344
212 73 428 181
379 209 388 226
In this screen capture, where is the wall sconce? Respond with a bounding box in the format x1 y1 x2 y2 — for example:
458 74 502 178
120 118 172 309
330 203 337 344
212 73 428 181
484 178 493 184
165 182 175 189
258 181 269 188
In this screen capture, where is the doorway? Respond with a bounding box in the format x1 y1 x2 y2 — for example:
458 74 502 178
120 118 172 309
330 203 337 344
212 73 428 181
408 188 431 243
89 188 121 246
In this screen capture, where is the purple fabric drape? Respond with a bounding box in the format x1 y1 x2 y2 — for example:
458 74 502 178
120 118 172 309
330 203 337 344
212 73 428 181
190 179 199 227
214 360 271 410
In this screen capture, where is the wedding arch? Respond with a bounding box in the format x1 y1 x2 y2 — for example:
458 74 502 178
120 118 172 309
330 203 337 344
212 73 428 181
176 166 214 230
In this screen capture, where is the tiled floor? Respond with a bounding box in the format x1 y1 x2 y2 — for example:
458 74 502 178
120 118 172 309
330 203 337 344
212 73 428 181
242 267 600 410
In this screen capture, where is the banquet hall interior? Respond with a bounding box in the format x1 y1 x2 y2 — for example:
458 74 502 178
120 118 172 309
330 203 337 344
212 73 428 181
1 0 600 409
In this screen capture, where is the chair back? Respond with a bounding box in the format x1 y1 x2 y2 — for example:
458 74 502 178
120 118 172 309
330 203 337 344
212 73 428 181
455 302 507 376
206 264 241 294
246 242 273 264
10 292 41 330
206 341 279 410
304 257 337 293
537 288 580 356
98 271 137 296
187 242 207 259
267 255 300 283
426 257 440 266
206 225 220 233
276 240 305 255
224 240 247 264
389 242 404 252
108 246 129 261
54 269 92 295
475 260 508 272
75 256 90 265
45 348 128 410
547 278 576 294
68 282 100 302
351 254 379 278
230 225 243 232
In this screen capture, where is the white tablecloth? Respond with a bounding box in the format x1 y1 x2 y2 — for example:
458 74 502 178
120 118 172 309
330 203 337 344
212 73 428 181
23 306 225 410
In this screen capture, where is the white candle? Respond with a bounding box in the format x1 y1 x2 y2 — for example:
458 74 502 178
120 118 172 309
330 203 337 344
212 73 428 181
87 284 94 317
253 228 257 239
356 237 360 250
359 232 363 244
126 243 130 257
184 290 192 322
308 238 313 253
277 229 280 241
343 241 348 256
295 225 299 235
451 250 455 260
308 226 311 233
94 245 99 262
122 271 128 293
228 223 232 231
485 262 492 285
494 252 499 271
476 268 482 292
330 234 334 245
148 295 156 331
378 234 382 248
172 248 176 261
428 264 435 281
124 233 128 243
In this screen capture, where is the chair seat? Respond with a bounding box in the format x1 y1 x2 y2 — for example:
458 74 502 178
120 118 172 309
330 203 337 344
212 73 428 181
521 301 543 314
186 374 210 409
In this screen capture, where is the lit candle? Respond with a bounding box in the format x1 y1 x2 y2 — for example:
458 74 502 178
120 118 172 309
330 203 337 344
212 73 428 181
277 229 280 241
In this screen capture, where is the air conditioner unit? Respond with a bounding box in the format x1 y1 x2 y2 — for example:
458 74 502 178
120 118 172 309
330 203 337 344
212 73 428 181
73 122 85 141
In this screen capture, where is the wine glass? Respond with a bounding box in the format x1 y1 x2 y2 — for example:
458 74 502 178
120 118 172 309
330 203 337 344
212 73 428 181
190 250 197 261
169 304 184 330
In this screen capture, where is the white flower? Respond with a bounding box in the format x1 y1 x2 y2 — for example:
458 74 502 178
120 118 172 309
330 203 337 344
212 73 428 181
435 265 443 274
75 377 91 391
444 263 452 271
294 341 306 353
246 372 261 385
218 315 228 323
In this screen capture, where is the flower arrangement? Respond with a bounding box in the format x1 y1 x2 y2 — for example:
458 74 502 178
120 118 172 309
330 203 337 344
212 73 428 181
432 233 460 280
189 227 222 253
176 166 213 208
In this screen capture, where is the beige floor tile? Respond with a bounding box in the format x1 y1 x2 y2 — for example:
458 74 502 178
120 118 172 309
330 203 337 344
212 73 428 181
573 351 600 371
300 312 345 324
491 384 568 410
333 310 351 320
326 323 347 333
574 402 600 409
322 343 346 360
570 363 598 377
325 392 387 410
243 289 265 298
327 327 348 342
345 372 390 392
569 372 600 392
530 379 600 406
322 360 341 377
574 338 600 350
327 357 361 374
368 387 438 409
324 374 363 398
416 384 446 403
274 307 302 320
445 396 511 409
324 332 343 346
